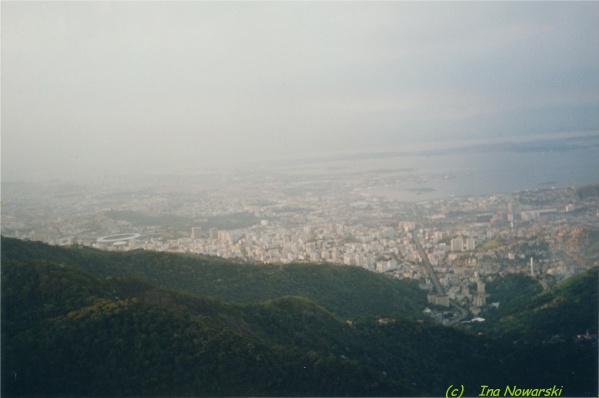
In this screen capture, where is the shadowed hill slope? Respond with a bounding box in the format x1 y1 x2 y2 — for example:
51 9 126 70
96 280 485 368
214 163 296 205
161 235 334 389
2 238 597 397
1 259 414 396
1 236 426 319
480 267 598 342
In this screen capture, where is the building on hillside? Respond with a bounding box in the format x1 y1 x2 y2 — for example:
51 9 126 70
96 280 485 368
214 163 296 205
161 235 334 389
473 293 486 307
427 293 450 307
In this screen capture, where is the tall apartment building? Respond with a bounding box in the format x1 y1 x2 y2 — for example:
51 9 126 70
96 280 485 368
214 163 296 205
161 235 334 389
451 237 476 252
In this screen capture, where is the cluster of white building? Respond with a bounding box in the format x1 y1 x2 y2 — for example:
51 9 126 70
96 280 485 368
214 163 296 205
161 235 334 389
450 237 476 252
186 221 423 273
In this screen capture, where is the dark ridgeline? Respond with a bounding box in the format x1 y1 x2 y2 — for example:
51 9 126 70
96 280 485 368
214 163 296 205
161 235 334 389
1 237 597 397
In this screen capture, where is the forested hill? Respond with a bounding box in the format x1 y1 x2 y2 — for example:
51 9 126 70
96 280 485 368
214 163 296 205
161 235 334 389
3 259 421 396
0 236 426 319
2 237 597 397
2 258 596 397
478 267 599 342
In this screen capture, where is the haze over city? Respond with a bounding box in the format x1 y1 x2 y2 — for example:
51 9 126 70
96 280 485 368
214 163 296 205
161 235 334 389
2 3 599 396
2 1 598 182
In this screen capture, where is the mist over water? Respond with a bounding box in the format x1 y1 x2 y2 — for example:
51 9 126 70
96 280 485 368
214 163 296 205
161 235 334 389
386 147 599 201
288 134 599 202
3 2 599 186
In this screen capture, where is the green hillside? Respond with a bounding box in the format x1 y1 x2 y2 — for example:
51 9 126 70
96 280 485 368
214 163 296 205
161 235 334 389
0 236 426 319
1 238 597 397
483 267 599 341
482 273 544 323
1 259 412 396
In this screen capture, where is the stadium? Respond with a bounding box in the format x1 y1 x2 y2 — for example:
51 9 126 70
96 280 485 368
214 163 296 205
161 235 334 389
96 233 141 245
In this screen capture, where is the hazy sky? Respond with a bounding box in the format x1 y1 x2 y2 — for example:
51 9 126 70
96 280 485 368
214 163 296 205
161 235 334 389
2 1 599 181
